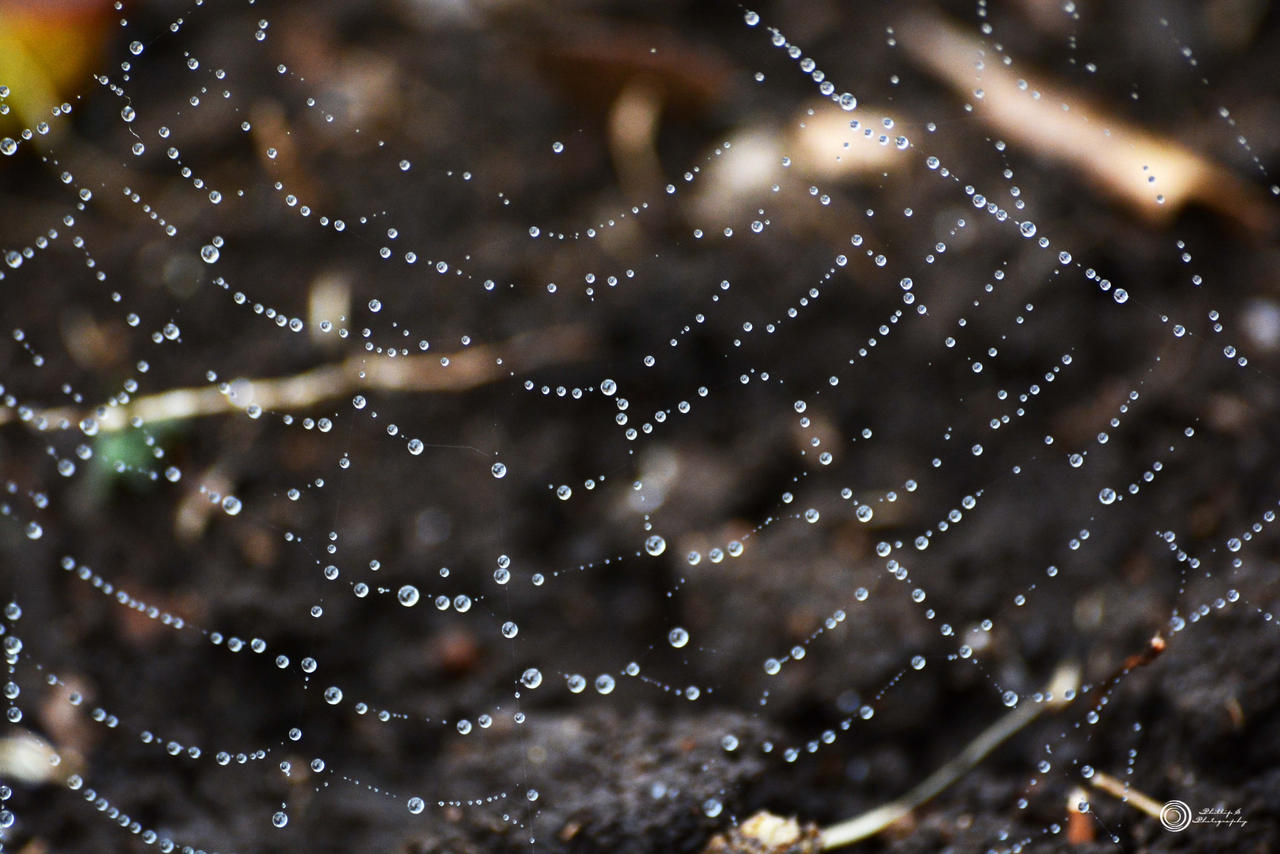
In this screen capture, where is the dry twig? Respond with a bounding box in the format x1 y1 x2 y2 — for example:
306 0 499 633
900 9 1276 236
1088 770 1165 821
820 662 1081 850
0 324 595 432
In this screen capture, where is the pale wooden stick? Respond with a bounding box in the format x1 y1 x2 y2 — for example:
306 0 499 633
1 324 594 432
1088 770 1165 821
898 11 1275 235
821 662 1081 850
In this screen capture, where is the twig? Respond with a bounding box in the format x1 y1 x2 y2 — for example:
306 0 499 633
1088 771 1164 821
0 324 595 432
820 662 1081 850
898 9 1276 237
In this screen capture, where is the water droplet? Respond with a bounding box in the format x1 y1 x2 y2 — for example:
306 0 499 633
491 462 507 479
222 496 242 515
668 627 689 648
397 585 419 606
200 244 220 263
407 797 425 814
645 535 666 556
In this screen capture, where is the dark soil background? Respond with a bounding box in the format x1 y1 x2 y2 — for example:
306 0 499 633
1 1 1279 853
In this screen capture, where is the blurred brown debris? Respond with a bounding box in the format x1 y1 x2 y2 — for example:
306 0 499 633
702 811 822 854
900 9 1277 237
